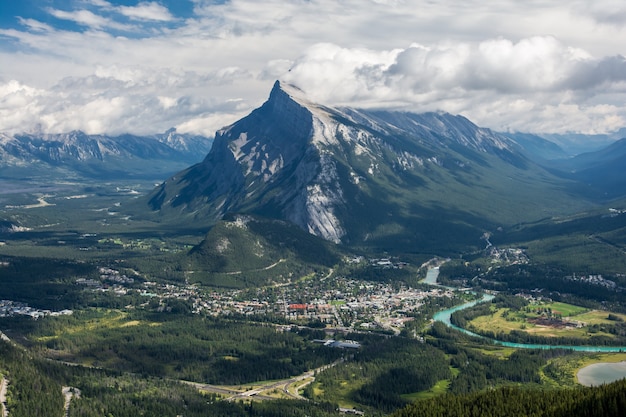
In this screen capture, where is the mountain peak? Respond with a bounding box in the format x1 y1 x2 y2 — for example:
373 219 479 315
268 81 335 126
270 80 301 96
147 81 573 249
269 80 308 105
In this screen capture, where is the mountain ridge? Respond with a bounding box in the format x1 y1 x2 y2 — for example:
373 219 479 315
547 137 626 198
147 81 596 253
0 129 213 179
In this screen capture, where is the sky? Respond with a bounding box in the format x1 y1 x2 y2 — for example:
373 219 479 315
1 0 626 137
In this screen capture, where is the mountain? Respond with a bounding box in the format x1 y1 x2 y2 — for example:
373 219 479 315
153 128 213 155
546 138 626 199
538 132 618 156
147 81 593 254
0 129 212 180
186 213 342 288
501 132 568 161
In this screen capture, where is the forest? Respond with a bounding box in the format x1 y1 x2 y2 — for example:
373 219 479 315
2 201 626 415
1 311 343 385
393 379 626 417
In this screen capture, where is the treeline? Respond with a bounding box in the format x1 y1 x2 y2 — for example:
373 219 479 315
307 325 579 413
354 337 452 412
439 256 626 314
0 256 96 310
0 341 64 417
475 264 626 311
394 378 626 417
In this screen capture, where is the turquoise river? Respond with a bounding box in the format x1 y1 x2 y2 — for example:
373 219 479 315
427 267 626 353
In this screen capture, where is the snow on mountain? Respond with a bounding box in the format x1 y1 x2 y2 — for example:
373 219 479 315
0 130 213 179
147 81 591 249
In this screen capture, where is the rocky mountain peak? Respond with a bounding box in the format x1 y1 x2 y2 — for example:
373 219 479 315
148 80 577 250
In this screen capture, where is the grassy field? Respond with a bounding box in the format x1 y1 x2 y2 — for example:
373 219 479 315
402 379 451 401
530 301 588 317
470 346 518 358
468 300 626 340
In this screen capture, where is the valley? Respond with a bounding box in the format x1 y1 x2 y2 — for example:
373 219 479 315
2 181 626 415
1 83 626 416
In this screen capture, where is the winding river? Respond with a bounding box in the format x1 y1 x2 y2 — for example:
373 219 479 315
425 266 626 385
426 267 626 353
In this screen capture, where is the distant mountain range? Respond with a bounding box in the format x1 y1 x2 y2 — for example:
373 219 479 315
146 81 623 253
0 128 213 179
2 81 623 253
545 138 626 199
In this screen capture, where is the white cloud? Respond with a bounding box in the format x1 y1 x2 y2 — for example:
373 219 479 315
1 0 625 135
117 2 175 22
17 18 54 33
0 64 257 136
571 0 626 26
176 111 246 136
47 8 131 31
282 38 626 133
85 0 113 8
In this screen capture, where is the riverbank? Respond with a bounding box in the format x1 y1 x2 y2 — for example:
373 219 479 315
428 268 626 353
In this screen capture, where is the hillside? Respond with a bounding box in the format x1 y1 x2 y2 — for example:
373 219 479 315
185 214 343 287
394 380 626 417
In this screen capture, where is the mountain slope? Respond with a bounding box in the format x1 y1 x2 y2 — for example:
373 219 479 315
185 214 342 287
547 138 626 199
501 132 568 161
0 129 212 179
147 81 592 253
540 132 618 156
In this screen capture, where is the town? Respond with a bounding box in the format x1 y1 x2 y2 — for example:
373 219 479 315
0 259 458 336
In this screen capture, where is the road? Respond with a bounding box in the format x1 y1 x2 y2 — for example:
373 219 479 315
226 259 287 275
189 358 343 402
1 377 8 417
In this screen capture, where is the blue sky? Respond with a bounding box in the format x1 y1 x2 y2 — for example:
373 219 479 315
1 0 625 136
0 0 195 39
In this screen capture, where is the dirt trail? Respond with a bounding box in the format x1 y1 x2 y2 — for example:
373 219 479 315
62 387 80 417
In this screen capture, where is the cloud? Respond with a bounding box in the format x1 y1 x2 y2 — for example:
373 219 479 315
47 8 131 31
571 0 626 26
17 18 54 33
0 65 255 136
1 0 626 135
284 37 603 98
0 81 47 132
86 0 113 8
282 38 626 133
117 2 175 22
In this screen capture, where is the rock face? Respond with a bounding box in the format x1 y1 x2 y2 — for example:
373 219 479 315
149 81 348 242
148 81 589 249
